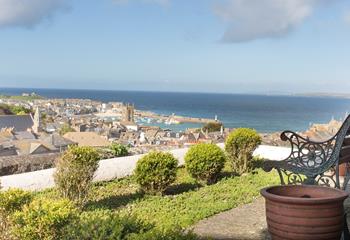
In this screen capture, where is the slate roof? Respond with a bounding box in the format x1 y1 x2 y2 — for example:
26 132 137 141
14 140 56 155
14 131 37 140
63 132 110 147
0 115 34 132
41 133 76 148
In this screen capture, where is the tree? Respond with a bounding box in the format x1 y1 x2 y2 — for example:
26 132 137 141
202 122 223 133
109 143 129 157
59 124 76 135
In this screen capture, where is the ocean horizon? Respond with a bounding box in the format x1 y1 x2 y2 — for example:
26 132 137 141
1 87 350 133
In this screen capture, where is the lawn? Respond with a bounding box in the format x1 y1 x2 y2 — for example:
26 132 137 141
36 166 279 231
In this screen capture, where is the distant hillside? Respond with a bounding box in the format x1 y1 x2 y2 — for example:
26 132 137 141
295 93 350 99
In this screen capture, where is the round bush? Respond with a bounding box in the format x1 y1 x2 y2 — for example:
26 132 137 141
0 189 32 214
225 128 261 175
184 143 226 184
64 210 149 240
0 189 32 240
11 198 78 240
54 146 100 206
134 151 178 195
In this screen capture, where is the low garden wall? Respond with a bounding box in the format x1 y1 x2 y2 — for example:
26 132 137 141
0 144 291 191
0 153 60 176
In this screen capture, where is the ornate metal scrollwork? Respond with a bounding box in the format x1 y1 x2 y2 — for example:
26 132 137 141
280 131 336 175
315 166 338 188
277 169 305 185
263 115 350 190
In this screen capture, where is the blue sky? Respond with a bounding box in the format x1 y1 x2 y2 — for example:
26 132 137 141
0 0 350 93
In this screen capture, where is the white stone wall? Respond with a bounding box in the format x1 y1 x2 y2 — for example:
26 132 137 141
0 145 291 191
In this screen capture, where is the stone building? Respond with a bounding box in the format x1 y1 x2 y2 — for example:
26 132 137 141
123 104 135 123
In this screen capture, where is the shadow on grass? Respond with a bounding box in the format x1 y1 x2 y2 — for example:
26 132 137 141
85 192 143 210
215 170 240 182
252 159 265 170
165 182 202 195
216 159 265 181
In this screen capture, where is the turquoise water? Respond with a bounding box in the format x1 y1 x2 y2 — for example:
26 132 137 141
1 88 350 133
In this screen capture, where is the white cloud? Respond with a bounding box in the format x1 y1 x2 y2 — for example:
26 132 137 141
0 0 68 28
213 0 327 43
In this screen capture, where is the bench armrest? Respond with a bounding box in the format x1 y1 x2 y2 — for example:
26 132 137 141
263 130 337 184
280 130 336 147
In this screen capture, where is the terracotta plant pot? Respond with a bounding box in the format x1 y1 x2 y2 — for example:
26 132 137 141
261 185 348 240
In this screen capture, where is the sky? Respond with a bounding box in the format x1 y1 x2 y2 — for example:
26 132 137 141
0 0 350 94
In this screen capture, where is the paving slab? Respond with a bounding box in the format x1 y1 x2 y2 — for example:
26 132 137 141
193 196 350 240
192 198 270 240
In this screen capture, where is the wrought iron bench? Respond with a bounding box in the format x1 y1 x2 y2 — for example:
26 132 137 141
263 115 350 190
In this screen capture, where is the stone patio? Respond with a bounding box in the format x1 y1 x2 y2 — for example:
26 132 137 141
192 198 270 240
192 197 350 240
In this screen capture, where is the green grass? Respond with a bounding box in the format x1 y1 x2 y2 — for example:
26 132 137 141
43 166 278 230
122 169 278 229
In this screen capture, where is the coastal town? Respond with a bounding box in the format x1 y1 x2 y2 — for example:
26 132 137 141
1 92 344 157
0 93 229 161
0 92 343 166
2 1 350 238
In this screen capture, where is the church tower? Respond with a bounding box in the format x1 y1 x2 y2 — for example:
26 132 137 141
32 107 42 133
123 104 135 123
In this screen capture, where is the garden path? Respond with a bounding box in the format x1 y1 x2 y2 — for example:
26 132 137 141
193 197 350 240
192 197 270 240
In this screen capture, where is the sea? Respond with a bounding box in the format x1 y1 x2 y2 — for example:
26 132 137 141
1 88 350 133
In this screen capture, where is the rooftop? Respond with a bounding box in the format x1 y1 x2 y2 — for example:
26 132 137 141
0 115 33 132
63 131 110 147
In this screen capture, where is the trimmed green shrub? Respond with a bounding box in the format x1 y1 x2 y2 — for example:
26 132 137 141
11 198 78 240
54 146 100 206
0 215 13 240
64 210 150 240
225 128 261 175
110 143 129 157
0 189 32 240
134 151 178 195
0 189 32 214
185 143 226 184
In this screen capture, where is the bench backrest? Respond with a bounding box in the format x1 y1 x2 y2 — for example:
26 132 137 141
264 115 350 189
